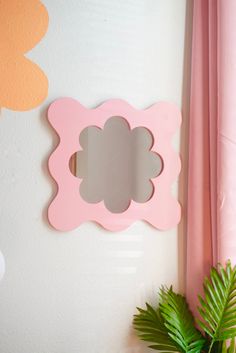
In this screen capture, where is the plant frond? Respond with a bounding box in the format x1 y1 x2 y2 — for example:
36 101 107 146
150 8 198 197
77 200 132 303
133 303 180 352
198 261 236 342
222 339 236 353
159 287 205 353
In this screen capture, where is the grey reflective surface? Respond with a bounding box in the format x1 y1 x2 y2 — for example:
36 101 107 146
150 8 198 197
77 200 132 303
73 117 163 213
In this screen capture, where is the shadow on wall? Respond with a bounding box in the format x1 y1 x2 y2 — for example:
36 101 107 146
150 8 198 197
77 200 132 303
39 105 59 230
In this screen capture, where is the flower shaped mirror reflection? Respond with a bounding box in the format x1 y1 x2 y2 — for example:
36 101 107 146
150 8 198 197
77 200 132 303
48 98 181 231
70 116 163 213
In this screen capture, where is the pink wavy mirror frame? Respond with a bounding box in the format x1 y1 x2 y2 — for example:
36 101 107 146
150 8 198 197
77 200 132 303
47 98 181 232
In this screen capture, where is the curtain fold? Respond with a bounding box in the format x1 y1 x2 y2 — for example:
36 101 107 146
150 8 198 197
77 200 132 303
186 0 236 313
217 1 236 264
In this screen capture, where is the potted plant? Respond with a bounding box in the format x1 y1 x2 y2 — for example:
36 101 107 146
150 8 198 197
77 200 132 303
133 261 236 353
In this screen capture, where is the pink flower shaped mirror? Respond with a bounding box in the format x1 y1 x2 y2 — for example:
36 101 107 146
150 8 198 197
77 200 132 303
47 98 181 232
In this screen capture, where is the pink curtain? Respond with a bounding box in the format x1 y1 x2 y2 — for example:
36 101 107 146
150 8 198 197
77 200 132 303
186 0 236 312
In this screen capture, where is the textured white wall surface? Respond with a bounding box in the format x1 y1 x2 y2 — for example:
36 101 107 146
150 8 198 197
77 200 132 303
0 1 187 352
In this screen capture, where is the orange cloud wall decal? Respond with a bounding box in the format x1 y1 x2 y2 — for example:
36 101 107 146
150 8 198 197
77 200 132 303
0 0 49 111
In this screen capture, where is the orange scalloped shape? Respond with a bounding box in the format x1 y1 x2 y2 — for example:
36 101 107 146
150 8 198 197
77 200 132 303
0 0 49 111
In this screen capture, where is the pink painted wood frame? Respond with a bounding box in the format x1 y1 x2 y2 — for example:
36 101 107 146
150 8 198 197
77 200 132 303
47 98 181 232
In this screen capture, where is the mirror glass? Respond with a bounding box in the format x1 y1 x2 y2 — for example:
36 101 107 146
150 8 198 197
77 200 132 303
70 116 163 213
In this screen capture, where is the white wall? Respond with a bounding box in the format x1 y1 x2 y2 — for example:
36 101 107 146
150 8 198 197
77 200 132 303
0 1 187 352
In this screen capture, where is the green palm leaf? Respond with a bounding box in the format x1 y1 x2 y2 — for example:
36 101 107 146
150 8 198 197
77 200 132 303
133 287 205 353
197 261 236 344
160 287 205 353
222 339 236 353
133 303 180 352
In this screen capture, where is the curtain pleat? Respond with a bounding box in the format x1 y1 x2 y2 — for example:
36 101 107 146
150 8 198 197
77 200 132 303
187 0 236 312
186 0 216 313
217 0 236 264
